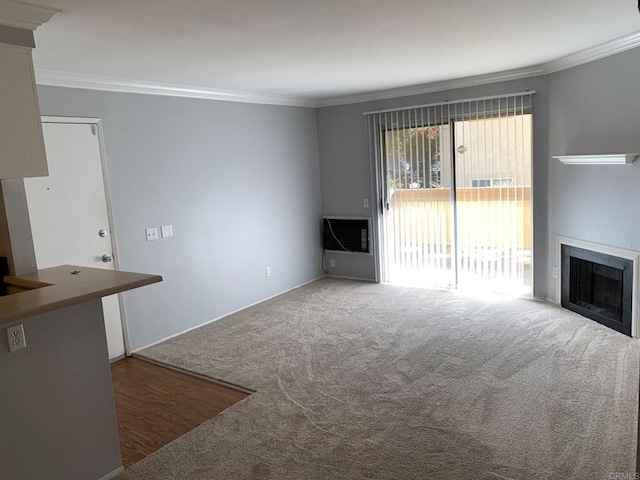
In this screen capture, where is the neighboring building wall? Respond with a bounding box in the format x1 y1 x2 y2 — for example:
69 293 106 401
547 46 640 302
37 87 323 351
454 115 532 188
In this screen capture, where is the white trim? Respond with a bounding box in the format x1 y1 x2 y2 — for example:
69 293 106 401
35 69 317 108
326 274 377 282
31 30 640 108
0 0 61 30
40 116 131 356
318 30 640 107
97 466 124 480
321 67 545 108
41 115 101 124
544 31 640 74
108 353 126 364
131 275 325 353
556 235 640 338
553 154 639 165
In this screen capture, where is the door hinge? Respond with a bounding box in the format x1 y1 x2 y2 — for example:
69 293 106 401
91 124 98 136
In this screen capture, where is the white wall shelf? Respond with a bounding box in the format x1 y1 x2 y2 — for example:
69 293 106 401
553 153 639 165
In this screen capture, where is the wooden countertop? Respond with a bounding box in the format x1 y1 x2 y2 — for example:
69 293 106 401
0 265 162 325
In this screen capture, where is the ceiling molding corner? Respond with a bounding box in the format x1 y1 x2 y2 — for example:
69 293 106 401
34 70 318 108
0 0 61 30
543 31 640 74
316 66 546 108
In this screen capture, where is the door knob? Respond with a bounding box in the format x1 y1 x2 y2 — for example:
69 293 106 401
102 253 113 263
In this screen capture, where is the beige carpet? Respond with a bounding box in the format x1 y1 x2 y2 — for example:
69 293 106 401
117 277 639 480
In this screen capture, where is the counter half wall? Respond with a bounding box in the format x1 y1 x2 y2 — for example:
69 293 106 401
0 265 162 480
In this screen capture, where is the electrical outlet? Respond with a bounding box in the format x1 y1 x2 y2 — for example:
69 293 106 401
363 198 369 208
329 259 335 268
145 227 159 241
552 267 558 279
265 267 271 277
6 324 26 353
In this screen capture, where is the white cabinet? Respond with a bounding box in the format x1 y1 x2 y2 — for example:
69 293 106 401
0 43 47 179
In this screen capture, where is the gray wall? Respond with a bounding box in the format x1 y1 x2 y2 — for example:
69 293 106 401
32 44 640 344
316 77 550 298
547 47 640 302
37 87 323 350
0 300 121 480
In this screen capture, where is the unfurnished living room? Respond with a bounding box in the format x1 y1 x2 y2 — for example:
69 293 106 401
1 1 640 479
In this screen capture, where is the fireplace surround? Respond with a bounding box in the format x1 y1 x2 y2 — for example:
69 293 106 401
557 236 640 337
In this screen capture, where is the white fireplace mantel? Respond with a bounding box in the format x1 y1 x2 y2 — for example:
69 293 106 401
556 235 640 338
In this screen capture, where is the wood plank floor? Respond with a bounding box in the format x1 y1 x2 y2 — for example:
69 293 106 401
110 357 249 468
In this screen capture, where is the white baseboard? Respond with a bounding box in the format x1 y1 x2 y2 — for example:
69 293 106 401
98 466 124 480
109 354 126 364
132 275 325 354
326 274 377 282
544 296 560 305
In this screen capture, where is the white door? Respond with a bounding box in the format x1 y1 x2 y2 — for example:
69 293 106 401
24 121 125 359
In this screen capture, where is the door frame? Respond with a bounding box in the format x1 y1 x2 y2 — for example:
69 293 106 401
41 116 131 356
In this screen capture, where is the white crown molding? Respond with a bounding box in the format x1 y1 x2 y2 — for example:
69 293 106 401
33 29 640 109
0 0 61 30
544 31 640 74
317 30 640 107
316 66 546 108
34 70 318 108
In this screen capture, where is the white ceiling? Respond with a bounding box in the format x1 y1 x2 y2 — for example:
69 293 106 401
29 0 640 103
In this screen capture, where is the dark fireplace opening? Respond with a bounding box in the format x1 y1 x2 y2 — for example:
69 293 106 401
561 244 633 336
569 257 624 321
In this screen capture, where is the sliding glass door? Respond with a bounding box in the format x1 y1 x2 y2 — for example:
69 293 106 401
373 94 533 295
381 116 454 286
453 109 532 294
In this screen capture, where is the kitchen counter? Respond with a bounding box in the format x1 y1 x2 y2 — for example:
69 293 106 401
0 265 162 325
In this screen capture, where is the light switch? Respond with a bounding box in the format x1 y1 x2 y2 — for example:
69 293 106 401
161 225 173 238
145 227 159 241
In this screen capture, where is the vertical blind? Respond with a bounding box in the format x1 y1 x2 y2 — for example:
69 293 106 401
366 92 534 294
